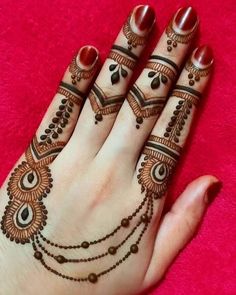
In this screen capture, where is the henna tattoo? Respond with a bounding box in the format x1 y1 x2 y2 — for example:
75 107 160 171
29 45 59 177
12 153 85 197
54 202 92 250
32 196 153 283
127 84 166 129
165 7 198 52
89 83 124 124
108 45 138 85
163 85 201 143
138 136 182 199
40 82 85 144
1 137 64 243
146 55 179 89
123 16 148 51
185 59 212 86
69 53 97 85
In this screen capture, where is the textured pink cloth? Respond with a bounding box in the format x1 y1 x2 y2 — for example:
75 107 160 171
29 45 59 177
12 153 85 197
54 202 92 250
0 0 235 294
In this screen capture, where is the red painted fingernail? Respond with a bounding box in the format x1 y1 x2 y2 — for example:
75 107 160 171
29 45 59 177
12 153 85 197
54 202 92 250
133 5 155 31
79 46 98 67
193 45 214 67
205 181 222 204
174 6 198 31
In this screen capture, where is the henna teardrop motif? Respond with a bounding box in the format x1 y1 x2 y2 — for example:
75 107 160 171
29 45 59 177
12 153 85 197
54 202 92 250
1 199 47 244
7 161 52 202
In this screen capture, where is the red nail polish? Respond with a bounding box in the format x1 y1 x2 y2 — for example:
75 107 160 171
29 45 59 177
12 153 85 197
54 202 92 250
193 45 214 67
133 5 155 31
205 181 222 203
79 46 98 67
174 7 198 31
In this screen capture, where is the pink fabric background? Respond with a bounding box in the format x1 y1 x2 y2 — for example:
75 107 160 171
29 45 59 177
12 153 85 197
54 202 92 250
0 0 235 294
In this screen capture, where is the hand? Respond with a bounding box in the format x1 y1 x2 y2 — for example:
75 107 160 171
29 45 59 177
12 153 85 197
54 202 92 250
0 5 221 295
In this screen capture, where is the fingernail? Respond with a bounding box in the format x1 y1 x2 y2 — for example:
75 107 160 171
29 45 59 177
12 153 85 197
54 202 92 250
174 6 198 31
204 181 222 204
192 45 214 68
78 46 98 68
133 5 155 31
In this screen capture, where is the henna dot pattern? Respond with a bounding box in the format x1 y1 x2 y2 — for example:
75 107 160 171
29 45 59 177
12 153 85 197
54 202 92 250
40 82 84 145
123 5 155 50
69 48 97 85
166 7 198 52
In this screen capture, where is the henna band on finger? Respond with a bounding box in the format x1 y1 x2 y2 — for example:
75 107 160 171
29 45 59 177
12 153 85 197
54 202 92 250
139 136 182 199
89 83 125 124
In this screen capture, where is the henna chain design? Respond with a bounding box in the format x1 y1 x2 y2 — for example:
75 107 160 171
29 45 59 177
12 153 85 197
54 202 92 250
33 197 153 283
38 194 149 249
35 198 150 265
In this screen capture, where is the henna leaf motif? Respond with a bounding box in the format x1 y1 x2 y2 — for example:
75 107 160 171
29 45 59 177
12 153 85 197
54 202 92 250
151 76 160 89
111 70 120 85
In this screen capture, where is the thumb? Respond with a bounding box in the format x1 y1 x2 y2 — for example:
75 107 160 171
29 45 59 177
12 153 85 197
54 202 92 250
142 175 222 290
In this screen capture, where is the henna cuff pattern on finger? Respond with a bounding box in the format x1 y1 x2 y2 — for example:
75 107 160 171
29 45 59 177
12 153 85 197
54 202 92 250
165 7 198 52
89 83 125 124
123 16 148 51
69 52 97 85
127 84 166 129
138 136 182 199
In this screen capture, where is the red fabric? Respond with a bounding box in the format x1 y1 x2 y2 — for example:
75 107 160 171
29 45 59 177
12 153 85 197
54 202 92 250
0 0 235 294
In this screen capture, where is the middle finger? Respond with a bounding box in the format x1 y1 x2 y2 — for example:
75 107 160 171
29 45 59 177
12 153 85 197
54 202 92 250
99 7 198 166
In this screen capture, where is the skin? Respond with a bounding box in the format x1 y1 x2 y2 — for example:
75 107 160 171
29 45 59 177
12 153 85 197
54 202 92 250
0 5 220 295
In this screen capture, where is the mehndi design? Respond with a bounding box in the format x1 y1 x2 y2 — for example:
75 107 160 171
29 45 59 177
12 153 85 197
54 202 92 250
89 83 125 124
